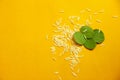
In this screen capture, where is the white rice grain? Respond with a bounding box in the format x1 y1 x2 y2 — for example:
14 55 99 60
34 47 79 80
70 66 74 70
52 24 58 27
46 35 49 40
58 75 62 80
80 10 86 14
69 20 74 25
54 71 59 75
70 45 81 55
93 12 98 15
72 72 78 77
50 46 56 53
100 43 105 46
59 10 64 13
71 59 78 67
52 57 57 61
112 16 119 18
77 69 80 73
98 9 104 13
86 19 92 25
89 15 92 20
64 57 72 61
96 19 102 23
86 8 91 12
55 18 62 26
77 17 80 21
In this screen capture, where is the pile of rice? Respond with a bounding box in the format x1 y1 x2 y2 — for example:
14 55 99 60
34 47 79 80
50 16 84 78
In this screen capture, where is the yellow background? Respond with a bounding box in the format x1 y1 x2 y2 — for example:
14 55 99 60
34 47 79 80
0 0 120 80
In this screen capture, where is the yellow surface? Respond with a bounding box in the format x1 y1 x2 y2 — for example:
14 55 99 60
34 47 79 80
0 0 120 80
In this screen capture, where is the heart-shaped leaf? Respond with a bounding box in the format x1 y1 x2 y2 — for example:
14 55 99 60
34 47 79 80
73 32 86 45
80 26 94 38
83 38 96 50
93 29 105 44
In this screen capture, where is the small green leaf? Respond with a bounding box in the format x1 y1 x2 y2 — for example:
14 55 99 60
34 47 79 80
73 32 86 45
93 29 105 44
83 39 96 50
80 26 94 38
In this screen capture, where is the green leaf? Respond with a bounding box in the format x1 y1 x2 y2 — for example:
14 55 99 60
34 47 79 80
80 26 94 38
83 39 96 50
73 32 86 45
93 29 105 44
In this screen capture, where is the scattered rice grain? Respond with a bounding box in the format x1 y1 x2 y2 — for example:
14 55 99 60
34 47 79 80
46 35 49 40
70 66 74 70
52 57 57 61
58 75 62 80
112 16 119 18
100 43 104 46
59 10 64 13
69 19 74 25
86 8 91 12
50 46 56 53
96 19 102 23
98 9 104 13
64 57 73 61
93 12 98 15
52 24 58 27
54 71 59 75
77 69 80 73
72 72 78 77
89 15 92 20
77 17 80 21
86 19 92 25
80 10 86 14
